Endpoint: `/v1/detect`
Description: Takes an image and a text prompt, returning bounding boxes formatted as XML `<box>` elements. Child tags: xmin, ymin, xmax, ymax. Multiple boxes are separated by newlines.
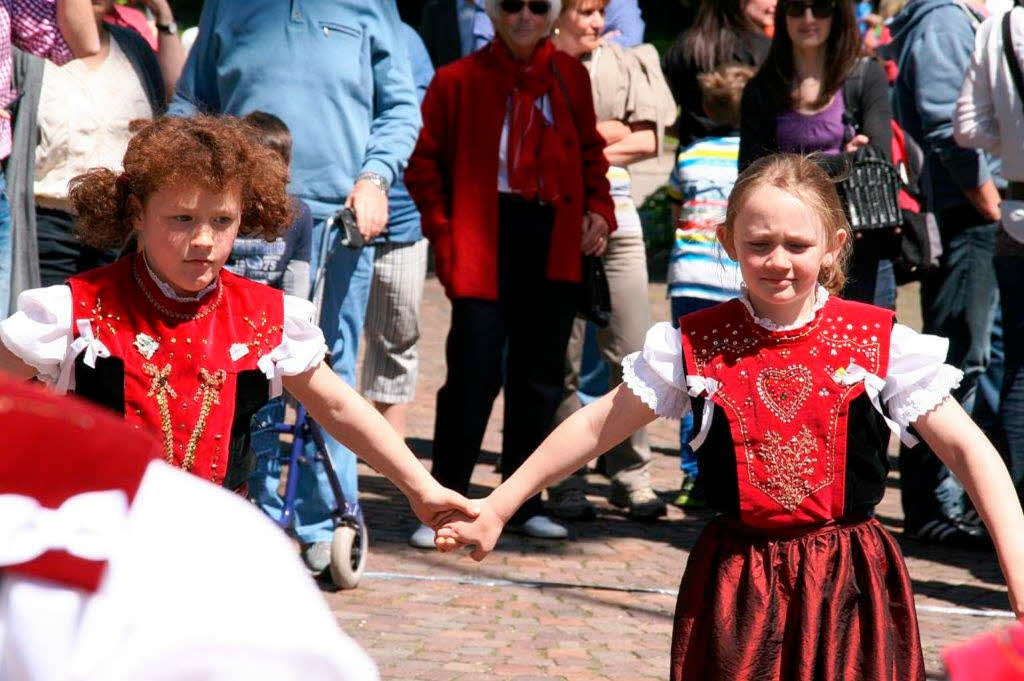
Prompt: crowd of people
<box><xmin>2</xmin><ymin>0</ymin><xmax>1024</xmax><ymax>679</ymax></box>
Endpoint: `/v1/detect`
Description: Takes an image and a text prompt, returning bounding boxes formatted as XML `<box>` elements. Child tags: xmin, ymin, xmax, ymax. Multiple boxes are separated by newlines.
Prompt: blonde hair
<box><xmin>698</xmin><ymin>63</ymin><xmax>755</xmax><ymax>128</ymax></box>
<box><xmin>559</xmin><ymin>0</ymin><xmax>609</xmax><ymax>13</ymax></box>
<box><xmin>878</xmin><ymin>0</ymin><xmax>908</xmax><ymax>20</ymax></box>
<box><xmin>485</xmin><ymin>0</ymin><xmax>563</xmax><ymax>30</ymax></box>
<box><xmin>722</xmin><ymin>154</ymin><xmax>852</xmax><ymax>294</ymax></box>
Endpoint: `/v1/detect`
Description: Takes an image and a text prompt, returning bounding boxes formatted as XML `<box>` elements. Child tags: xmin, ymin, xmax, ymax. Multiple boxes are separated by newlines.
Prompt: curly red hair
<box><xmin>69</xmin><ymin>116</ymin><xmax>293</xmax><ymax>250</ymax></box>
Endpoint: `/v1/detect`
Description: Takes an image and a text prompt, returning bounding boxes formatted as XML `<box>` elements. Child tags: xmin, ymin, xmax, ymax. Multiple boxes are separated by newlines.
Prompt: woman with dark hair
<box><xmin>739</xmin><ymin>0</ymin><xmax>895</xmax><ymax>308</ymax></box>
<box><xmin>661</xmin><ymin>0</ymin><xmax>775</xmax><ymax>146</ymax></box>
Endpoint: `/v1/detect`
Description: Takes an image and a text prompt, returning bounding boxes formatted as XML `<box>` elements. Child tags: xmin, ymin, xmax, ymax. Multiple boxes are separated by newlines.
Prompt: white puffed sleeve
<box><xmin>621</xmin><ymin>322</ymin><xmax>692</xmax><ymax>419</ymax></box>
<box><xmin>881</xmin><ymin>323</ymin><xmax>964</xmax><ymax>429</ymax></box>
<box><xmin>0</xmin><ymin>286</ymin><xmax>74</xmax><ymax>383</ymax></box>
<box><xmin>256</xmin><ymin>295</ymin><xmax>328</xmax><ymax>398</ymax></box>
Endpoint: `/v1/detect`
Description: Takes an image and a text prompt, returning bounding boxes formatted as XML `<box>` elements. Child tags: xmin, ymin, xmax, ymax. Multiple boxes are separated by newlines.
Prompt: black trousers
<box><xmin>431</xmin><ymin>194</ymin><xmax>578</xmax><ymax>522</ymax></box>
<box><xmin>37</xmin><ymin>206</ymin><xmax>117</xmax><ymax>286</ymax></box>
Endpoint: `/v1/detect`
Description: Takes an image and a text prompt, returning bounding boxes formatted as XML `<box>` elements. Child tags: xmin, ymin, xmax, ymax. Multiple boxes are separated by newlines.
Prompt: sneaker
<box><xmin>300</xmin><ymin>540</ymin><xmax>332</xmax><ymax>574</ymax></box>
<box><xmin>408</xmin><ymin>523</ymin><xmax>436</xmax><ymax>549</ymax></box>
<box><xmin>547</xmin><ymin>487</ymin><xmax>597</xmax><ymax>521</ymax></box>
<box><xmin>906</xmin><ymin>516</ymin><xmax>993</xmax><ymax>551</ymax></box>
<box><xmin>512</xmin><ymin>514</ymin><xmax>569</xmax><ymax>539</ymax></box>
<box><xmin>609</xmin><ymin>483</ymin><xmax>667</xmax><ymax>521</ymax></box>
<box><xmin>673</xmin><ymin>474</ymin><xmax>707</xmax><ymax>509</ymax></box>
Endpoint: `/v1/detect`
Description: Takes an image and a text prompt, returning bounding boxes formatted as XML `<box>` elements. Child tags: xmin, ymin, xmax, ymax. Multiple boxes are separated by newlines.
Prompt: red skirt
<box><xmin>671</xmin><ymin>517</ymin><xmax>924</xmax><ymax>681</ymax></box>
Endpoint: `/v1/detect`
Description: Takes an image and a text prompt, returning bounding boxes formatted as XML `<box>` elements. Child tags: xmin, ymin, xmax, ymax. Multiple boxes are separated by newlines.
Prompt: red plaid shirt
<box><xmin>0</xmin><ymin>0</ymin><xmax>73</xmax><ymax>158</ymax></box>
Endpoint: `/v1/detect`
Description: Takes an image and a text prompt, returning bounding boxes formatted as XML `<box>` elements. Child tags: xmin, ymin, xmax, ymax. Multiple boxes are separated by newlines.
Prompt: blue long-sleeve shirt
<box><xmin>383</xmin><ymin>23</ymin><xmax>434</xmax><ymax>243</ymax></box>
<box><xmin>168</xmin><ymin>0</ymin><xmax>421</xmax><ymax>221</ymax></box>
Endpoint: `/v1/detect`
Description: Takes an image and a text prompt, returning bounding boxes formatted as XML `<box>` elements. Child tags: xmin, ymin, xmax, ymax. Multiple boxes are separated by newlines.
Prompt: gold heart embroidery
<box><xmin>756</xmin><ymin>365</ymin><xmax>812</xmax><ymax>423</ymax></box>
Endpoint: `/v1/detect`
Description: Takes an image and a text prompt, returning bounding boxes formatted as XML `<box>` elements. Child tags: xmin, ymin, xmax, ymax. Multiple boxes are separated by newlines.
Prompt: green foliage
<box><xmin>638</xmin><ymin>185</ymin><xmax>674</xmax><ymax>283</ymax></box>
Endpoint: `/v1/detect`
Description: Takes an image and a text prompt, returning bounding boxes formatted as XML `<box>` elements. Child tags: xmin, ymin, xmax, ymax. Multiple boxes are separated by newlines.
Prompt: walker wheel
<box><xmin>329</xmin><ymin>519</ymin><xmax>368</xmax><ymax>590</ymax></box>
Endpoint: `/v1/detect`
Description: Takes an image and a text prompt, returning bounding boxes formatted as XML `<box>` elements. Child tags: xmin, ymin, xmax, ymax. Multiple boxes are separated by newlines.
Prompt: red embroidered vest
<box><xmin>0</xmin><ymin>376</ymin><xmax>158</xmax><ymax>592</ymax></box>
<box><xmin>679</xmin><ymin>296</ymin><xmax>895</xmax><ymax>530</ymax></box>
<box><xmin>67</xmin><ymin>255</ymin><xmax>284</xmax><ymax>487</ymax></box>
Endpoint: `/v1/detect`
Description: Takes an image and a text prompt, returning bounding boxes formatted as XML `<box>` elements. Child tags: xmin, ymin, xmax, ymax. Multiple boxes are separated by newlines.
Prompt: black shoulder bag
<box><xmin>552</xmin><ymin>63</ymin><xmax>612</xmax><ymax>328</ymax></box>
<box><xmin>835</xmin><ymin>58</ymin><xmax>940</xmax><ymax>283</ymax></box>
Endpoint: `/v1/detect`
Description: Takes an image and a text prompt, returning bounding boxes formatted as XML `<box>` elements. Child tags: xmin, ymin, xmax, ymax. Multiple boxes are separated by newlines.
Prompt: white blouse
<box><xmin>0</xmin><ymin>285</ymin><xmax>327</xmax><ymax>398</ymax></box>
<box><xmin>623</xmin><ymin>288</ymin><xmax>963</xmax><ymax>443</ymax></box>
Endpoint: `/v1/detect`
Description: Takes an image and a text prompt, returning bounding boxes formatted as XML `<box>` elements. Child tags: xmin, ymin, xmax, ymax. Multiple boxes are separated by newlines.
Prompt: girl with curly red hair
<box><xmin>0</xmin><ymin>115</ymin><xmax>477</xmax><ymax>537</ymax></box>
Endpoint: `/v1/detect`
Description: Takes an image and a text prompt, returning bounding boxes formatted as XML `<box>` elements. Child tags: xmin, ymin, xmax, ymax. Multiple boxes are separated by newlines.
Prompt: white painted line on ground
<box><xmin>363</xmin><ymin>571</ymin><xmax>1016</xmax><ymax>619</ymax></box>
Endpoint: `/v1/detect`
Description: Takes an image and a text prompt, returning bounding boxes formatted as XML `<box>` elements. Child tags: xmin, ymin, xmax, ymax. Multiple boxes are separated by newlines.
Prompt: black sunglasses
<box><xmin>783</xmin><ymin>0</ymin><xmax>836</xmax><ymax>19</ymax></box>
<box><xmin>498</xmin><ymin>0</ymin><xmax>552</xmax><ymax>16</ymax></box>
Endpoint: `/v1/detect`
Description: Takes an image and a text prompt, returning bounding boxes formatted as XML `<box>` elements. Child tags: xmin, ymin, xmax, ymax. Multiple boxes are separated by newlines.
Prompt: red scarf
<box><xmin>484</xmin><ymin>39</ymin><xmax>568</xmax><ymax>203</ymax></box>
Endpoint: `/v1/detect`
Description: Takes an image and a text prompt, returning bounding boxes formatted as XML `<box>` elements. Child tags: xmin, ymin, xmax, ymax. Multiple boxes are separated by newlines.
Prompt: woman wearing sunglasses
<box><xmin>739</xmin><ymin>0</ymin><xmax>897</xmax><ymax>309</ymax></box>
<box><xmin>662</xmin><ymin>0</ymin><xmax>775</xmax><ymax>148</ymax></box>
<box><xmin>405</xmin><ymin>0</ymin><xmax>616</xmax><ymax>546</ymax></box>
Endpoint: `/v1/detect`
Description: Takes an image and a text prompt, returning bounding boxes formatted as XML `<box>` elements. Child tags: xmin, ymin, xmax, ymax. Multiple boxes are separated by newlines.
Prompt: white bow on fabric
<box><xmin>257</xmin><ymin>349</ymin><xmax>286</xmax><ymax>399</ymax></box>
<box><xmin>0</xmin><ymin>491</ymin><xmax>129</xmax><ymax>566</ymax></box>
<box><xmin>56</xmin><ymin>319</ymin><xmax>111</xmax><ymax>394</ymax></box>
<box><xmin>834</xmin><ymin>362</ymin><xmax>918</xmax><ymax>447</ymax></box>
<box><xmin>686</xmin><ymin>375</ymin><xmax>721</xmax><ymax>451</ymax></box>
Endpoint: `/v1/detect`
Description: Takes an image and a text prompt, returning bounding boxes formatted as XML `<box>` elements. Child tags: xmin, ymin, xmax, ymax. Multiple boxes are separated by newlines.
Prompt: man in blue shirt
<box><xmin>169</xmin><ymin>0</ymin><xmax>420</xmax><ymax>573</ymax></box>
<box><xmin>420</xmin><ymin>0</ymin><xmax>643</xmax><ymax>68</ymax></box>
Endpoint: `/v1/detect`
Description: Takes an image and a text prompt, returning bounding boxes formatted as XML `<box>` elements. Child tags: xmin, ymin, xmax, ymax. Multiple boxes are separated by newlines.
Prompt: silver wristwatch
<box><xmin>156</xmin><ymin>20</ymin><xmax>178</xmax><ymax>35</ymax></box>
<box><xmin>356</xmin><ymin>171</ymin><xmax>390</xmax><ymax>194</ymax></box>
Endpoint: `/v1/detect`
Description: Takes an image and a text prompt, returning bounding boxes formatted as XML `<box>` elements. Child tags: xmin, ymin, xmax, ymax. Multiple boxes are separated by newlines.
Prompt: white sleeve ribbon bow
<box><xmin>834</xmin><ymin>362</ymin><xmax>918</xmax><ymax>447</ymax></box>
<box><xmin>56</xmin><ymin>319</ymin><xmax>111</xmax><ymax>394</ymax></box>
<box><xmin>685</xmin><ymin>375</ymin><xmax>721</xmax><ymax>451</ymax></box>
<box><xmin>257</xmin><ymin>348</ymin><xmax>287</xmax><ymax>399</ymax></box>
<box><xmin>0</xmin><ymin>491</ymin><xmax>129</xmax><ymax>566</ymax></box>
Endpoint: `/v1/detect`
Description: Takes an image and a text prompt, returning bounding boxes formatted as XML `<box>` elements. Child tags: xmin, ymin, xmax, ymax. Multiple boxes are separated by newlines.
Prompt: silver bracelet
<box><xmin>356</xmin><ymin>171</ymin><xmax>390</xmax><ymax>194</ymax></box>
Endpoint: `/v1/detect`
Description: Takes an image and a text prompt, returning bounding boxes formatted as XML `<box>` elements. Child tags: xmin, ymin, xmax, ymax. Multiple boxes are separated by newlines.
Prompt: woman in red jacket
<box><xmin>405</xmin><ymin>0</ymin><xmax>616</xmax><ymax>547</ymax></box>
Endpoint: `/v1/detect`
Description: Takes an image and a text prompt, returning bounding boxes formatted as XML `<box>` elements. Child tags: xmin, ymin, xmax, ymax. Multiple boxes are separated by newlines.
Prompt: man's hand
<box><xmin>346</xmin><ymin>179</ymin><xmax>389</xmax><ymax>241</ymax></box>
<box><xmin>964</xmin><ymin>180</ymin><xmax>1002</xmax><ymax>224</ymax></box>
<box><xmin>580</xmin><ymin>211</ymin><xmax>610</xmax><ymax>256</ymax></box>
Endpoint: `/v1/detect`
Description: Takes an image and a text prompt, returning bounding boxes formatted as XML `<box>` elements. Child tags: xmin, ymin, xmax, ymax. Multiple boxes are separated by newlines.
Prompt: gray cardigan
<box><xmin>6</xmin><ymin>24</ymin><xmax>164</xmax><ymax>310</ymax></box>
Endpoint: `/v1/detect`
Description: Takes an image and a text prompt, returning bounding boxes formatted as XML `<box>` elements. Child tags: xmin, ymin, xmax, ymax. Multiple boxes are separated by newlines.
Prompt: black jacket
<box><xmin>738</xmin><ymin>57</ymin><xmax>893</xmax><ymax>172</ymax></box>
<box><xmin>419</xmin><ymin>0</ymin><xmax>461</xmax><ymax>69</ymax></box>
<box><xmin>661</xmin><ymin>29</ymin><xmax>770</xmax><ymax>147</ymax></box>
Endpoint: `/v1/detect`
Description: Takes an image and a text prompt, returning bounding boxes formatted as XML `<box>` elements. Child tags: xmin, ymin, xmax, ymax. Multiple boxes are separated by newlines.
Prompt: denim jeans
<box><xmin>250</xmin><ymin>217</ymin><xmax>375</xmax><ymax>543</ymax></box>
<box><xmin>842</xmin><ymin>256</ymin><xmax>897</xmax><ymax>310</ymax></box>
<box><xmin>671</xmin><ymin>295</ymin><xmax>720</xmax><ymax>478</ymax></box>
<box><xmin>899</xmin><ymin>213</ymin><xmax>999</xmax><ymax>528</ymax></box>
<box><xmin>995</xmin><ymin>229</ymin><xmax>1024</xmax><ymax>501</ymax></box>
<box><xmin>0</xmin><ymin>175</ymin><xmax>11</xmax><ymax>319</ymax></box>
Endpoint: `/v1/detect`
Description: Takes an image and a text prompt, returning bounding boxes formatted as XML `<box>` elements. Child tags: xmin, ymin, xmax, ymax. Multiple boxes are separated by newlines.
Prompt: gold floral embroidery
<box><xmin>88</xmin><ymin>297</ymin><xmax>119</xmax><ymax>337</ymax></box>
<box><xmin>142</xmin><ymin>364</ymin><xmax>227</xmax><ymax>473</ymax></box>
<box><xmin>183</xmin><ymin>369</ymin><xmax>227</xmax><ymax>472</ymax></box>
<box><xmin>756</xmin><ymin>365</ymin><xmax>812</xmax><ymax>422</ymax></box>
<box><xmin>756</xmin><ymin>426</ymin><xmax>819</xmax><ymax>511</ymax></box>
<box><xmin>143</xmin><ymin>363</ymin><xmax>177</xmax><ymax>462</ymax></box>
<box><xmin>243</xmin><ymin>314</ymin><xmax>282</xmax><ymax>355</ymax></box>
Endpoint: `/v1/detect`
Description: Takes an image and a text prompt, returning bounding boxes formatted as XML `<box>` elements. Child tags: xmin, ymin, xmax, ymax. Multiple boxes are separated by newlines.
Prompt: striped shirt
<box><xmin>666</xmin><ymin>136</ymin><xmax>742</xmax><ymax>302</ymax></box>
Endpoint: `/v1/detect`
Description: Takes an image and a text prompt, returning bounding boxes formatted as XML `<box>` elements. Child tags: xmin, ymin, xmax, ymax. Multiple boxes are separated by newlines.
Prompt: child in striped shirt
<box><xmin>666</xmin><ymin>63</ymin><xmax>753</xmax><ymax>507</ymax></box>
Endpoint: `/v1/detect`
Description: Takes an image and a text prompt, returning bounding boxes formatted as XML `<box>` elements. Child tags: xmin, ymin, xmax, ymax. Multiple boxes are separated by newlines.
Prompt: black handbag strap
<box><xmin>1003</xmin><ymin>9</ymin><xmax>1024</xmax><ymax>107</ymax></box>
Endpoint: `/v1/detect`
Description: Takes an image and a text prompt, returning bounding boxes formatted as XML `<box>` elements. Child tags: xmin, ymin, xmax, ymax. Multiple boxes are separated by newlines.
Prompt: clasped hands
<box><xmin>432</xmin><ymin>498</ymin><xmax>506</xmax><ymax>562</ymax></box>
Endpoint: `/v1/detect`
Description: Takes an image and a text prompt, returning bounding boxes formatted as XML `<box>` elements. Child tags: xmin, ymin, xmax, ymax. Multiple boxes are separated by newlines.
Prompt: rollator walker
<box><xmin>250</xmin><ymin>206</ymin><xmax>370</xmax><ymax>589</ymax></box>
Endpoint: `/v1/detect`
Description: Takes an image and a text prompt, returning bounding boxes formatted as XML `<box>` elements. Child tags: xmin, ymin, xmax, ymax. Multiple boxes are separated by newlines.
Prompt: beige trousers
<box><xmin>550</xmin><ymin>233</ymin><xmax>653</xmax><ymax>494</ymax></box>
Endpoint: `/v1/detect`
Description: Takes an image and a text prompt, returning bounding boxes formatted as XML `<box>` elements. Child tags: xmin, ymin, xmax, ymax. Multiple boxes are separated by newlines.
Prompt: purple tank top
<box><xmin>775</xmin><ymin>94</ymin><xmax>846</xmax><ymax>156</ymax></box>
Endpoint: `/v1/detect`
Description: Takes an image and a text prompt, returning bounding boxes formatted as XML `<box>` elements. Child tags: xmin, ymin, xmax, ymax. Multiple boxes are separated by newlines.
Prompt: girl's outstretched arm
<box><xmin>915</xmin><ymin>397</ymin><xmax>1024</xmax><ymax>617</ymax></box>
<box><xmin>437</xmin><ymin>383</ymin><xmax>658</xmax><ymax>560</ymax></box>
<box><xmin>284</xmin><ymin>362</ymin><xmax>479</xmax><ymax>528</ymax></box>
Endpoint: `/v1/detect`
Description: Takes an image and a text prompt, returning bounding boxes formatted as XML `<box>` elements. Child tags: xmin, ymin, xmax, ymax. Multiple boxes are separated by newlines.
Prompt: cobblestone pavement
<box><xmin>326</xmin><ymin>276</ymin><xmax>1014</xmax><ymax>681</ymax></box>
